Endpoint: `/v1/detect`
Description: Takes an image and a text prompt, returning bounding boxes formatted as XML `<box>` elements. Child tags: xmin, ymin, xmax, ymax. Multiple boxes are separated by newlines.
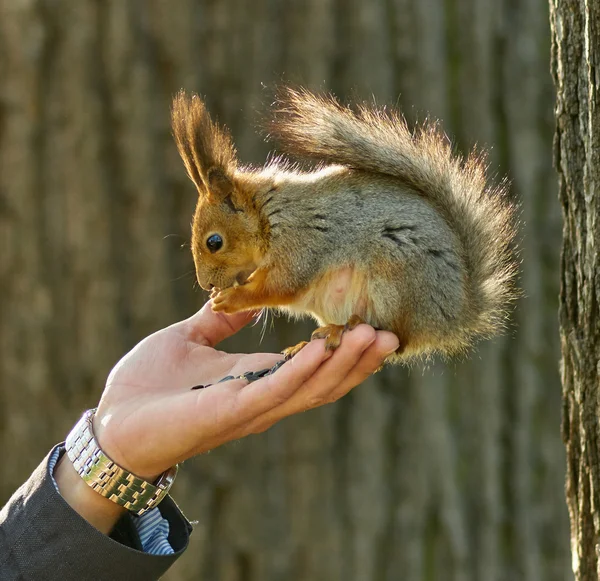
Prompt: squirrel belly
<box><xmin>282</xmin><ymin>265</ymin><xmax>374</xmax><ymax>327</ymax></box>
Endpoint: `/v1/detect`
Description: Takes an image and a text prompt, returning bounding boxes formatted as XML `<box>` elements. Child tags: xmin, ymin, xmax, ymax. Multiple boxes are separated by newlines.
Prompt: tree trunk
<box><xmin>0</xmin><ymin>1</ymin><xmax>569</xmax><ymax>580</ymax></box>
<box><xmin>550</xmin><ymin>1</ymin><xmax>600</xmax><ymax>579</ymax></box>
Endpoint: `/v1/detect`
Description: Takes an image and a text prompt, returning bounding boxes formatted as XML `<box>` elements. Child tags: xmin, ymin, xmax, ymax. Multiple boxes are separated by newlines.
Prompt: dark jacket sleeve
<box><xmin>0</xmin><ymin>445</ymin><xmax>192</xmax><ymax>581</ymax></box>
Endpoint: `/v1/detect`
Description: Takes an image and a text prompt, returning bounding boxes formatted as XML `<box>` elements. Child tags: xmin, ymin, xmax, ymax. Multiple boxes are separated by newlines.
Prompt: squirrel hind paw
<box><xmin>283</xmin><ymin>316</ymin><xmax>366</xmax><ymax>359</ymax></box>
<box><xmin>281</xmin><ymin>326</ymin><xmax>343</xmax><ymax>359</ymax></box>
<box><xmin>311</xmin><ymin>315</ymin><xmax>365</xmax><ymax>351</ymax></box>
<box><xmin>311</xmin><ymin>324</ymin><xmax>345</xmax><ymax>351</ymax></box>
<box><xmin>282</xmin><ymin>341</ymin><xmax>309</xmax><ymax>360</ymax></box>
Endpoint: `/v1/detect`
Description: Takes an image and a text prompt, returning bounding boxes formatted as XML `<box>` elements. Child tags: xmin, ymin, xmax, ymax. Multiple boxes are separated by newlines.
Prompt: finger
<box><xmin>197</xmin><ymin>351</ymin><xmax>283</xmax><ymax>385</ymax></box>
<box><xmin>326</xmin><ymin>330</ymin><xmax>399</xmax><ymax>401</ymax></box>
<box><xmin>181</xmin><ymin>301</ymin><xmax>259</xmax><ymax>346</ymax></box>
<box><xmin>178</xmin><ymin>341</ymin><xmax>330</xmax><ymax>450</ymax></box>
<box><xmin>233</xmin><ymin>339</ymin><xmax>332</xmax><ymax>418</ymax></box>
<box><xmin>295</xmin><ymin>324</ymin><xmax>377</xmax><ymax>406</ymax></box>
<box><xmin>243</xmin><ymin>325</ymin><xmax>378</xmax><ymax>431</ymax></box>
<box><xmin>227</xmin><ymin>353</ymin><xmax>284</xmax><ymax>376</ymax></box>
<box><xmin>170</xmin><ymin>377</ymin><xmax>252</xmax><ymax>458</ymax></box>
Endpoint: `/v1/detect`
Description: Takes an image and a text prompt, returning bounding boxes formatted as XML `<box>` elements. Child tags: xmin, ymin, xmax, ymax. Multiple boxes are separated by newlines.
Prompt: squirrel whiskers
<box><xmin>171</xmin><ymin>88</ymin><xmax>518</xmax><ymax>363</ymax></box>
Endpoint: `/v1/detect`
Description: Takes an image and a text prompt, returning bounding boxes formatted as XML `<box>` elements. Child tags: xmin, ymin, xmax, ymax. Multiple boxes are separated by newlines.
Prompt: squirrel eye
<box><xmin>206</xmin><ymin>234</ymin><xmax>223</xmax><ymax>253</ymax></box>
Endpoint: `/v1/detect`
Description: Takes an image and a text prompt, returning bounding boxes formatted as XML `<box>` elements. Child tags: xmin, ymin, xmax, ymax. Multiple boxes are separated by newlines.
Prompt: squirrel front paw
<box><xmin>211</xmin><ymin>286</ymin><xmax>243</xmax><ymax>314</ymax></box>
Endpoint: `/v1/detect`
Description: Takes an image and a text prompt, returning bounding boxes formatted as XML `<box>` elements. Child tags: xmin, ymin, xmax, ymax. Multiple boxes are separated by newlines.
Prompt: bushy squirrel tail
<box><xmin>268</xmin><ymin>87</ymin><xmax>519</xmax><ymax>339</ymax></box>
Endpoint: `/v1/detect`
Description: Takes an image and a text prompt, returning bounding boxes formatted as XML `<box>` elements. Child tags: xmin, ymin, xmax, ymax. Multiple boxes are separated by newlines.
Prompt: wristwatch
<box><xmin>65</xmin><ymin>409</ymin><xmax>178</xmax><ymax>516</ymax></box>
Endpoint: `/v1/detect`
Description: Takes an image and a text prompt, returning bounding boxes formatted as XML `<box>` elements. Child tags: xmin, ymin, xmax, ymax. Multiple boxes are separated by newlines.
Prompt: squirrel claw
<box><xmin>310</xmin><ymin>314</ymin><xmax>366</xmax><ymax>351</ymax></box>
<box><xmin>281</xmin><ymin>315</ymin><xmax>366</xmax><ymax>359</ymax></box>
<box><xmin>282</xmin><ymin>341</ymin><xmax>309</xmax><ymax>360</ymax></box>
<box><xmin>311</xmin><ymin>324</ymin><xmax>344</xmax><ymax>350</ymax></box>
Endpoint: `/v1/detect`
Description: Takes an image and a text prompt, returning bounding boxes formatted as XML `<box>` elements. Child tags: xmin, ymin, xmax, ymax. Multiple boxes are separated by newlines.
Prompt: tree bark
<box><xmin>0</xmin><ymin>1</ymin><xmax>569</xmax><ymax>579</ymax></box>
<box><xmin>550</xmin><ymin>1</ymin><xmax>600</xmax><ymax>579</ymax></box>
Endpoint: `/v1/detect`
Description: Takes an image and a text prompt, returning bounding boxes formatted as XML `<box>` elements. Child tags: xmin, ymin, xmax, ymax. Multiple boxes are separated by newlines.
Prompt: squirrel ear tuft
<box><xmin>171</xmin><ymin>90</ymin><xmax>238</xmax><ymax>198</ymax></box>
<box><xmin>206</xmin><ymin>167</ymin><xmax>234</xmax><ymax>201</ymax></box>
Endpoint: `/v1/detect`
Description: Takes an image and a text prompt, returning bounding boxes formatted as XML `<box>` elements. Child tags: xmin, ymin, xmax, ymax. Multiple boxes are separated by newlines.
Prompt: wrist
<box><xmin>92</xmin><ymin>411</ymin><xmax>161</xmax><ymax>483</ymax></box>
<box><xmin>54</xmin><ymin>453</ymin><xmax>126</xmax><ymax>534</ymax></box>
<box><xmin>65</xmin><ymin>409</ymin><xmax>178</xmax><ymax>517</ymax></box>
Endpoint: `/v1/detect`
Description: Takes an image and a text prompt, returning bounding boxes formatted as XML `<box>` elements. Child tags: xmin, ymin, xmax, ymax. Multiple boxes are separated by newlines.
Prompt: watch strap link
<box><xmin>65</xmin><ymin>409</ymin><xmax>177</xmax><ymax>516</ymax></box>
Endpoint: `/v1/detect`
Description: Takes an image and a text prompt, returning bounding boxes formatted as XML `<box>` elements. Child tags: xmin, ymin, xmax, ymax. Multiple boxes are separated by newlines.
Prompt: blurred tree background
<box><xmin>0</xmin><ymin>0</ymin><xmax>568</xmax><ymax>580</ymax></box>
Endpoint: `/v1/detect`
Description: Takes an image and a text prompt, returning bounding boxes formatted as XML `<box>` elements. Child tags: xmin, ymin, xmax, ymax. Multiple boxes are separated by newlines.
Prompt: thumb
<box><xmin>182</xmin><ymin>301</ymin><xmax>259</xmax><ymax>346</ymax></box>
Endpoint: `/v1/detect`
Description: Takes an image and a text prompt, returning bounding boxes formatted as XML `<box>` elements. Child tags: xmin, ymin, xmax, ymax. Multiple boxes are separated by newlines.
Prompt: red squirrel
<box><xmin>171</xmin><ymin>88</ymin><xmax>518</xmax><ymax>362</ymax></box>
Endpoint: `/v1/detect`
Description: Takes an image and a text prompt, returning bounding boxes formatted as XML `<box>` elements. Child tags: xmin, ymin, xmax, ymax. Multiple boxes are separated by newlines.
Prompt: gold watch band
<box><xmin>65</xmin><ymin>409</ymin><xmax>177</xmax><ymax>516</ymax></box>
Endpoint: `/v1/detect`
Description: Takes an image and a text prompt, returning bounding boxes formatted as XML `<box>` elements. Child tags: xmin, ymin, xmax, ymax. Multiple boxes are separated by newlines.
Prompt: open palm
<box><xmin>93</xmin><ymin>303</ymin><xmax>399</xmax><ymax>481</ymax></box>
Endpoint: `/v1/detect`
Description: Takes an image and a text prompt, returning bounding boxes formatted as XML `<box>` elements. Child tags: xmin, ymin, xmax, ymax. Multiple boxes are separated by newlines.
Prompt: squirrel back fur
<box><xmin>171</xmin><ymin>88</ymin><xmax>518</xmax><ymax>361</ymax></box>
<box><xmin>268</xmin><ymin>89</ymin><xmax>518</xmax><ymax>344</ymax></box>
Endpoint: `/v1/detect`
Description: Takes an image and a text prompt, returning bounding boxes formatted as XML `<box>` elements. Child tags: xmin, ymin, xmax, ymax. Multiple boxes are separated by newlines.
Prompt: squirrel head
<box><xmin>190</xmin><ymin>172</ymin><xmax>270</xmax><ymax>290</ymax></box>
<box><xmin>172</xmin><ymin>91</ymin><xmax>269</xmax><ymax>291</ymax></box>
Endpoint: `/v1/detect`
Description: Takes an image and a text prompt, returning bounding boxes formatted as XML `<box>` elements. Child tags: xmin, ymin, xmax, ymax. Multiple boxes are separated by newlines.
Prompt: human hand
<box><xmin>56</xmin><ymin>303</ymin><xmax>398</xmax><ymax>532</ymax></box>
<box><xmin>93</xmin><ymin>302</ymin><xmax>398</xmax><ymax>479</ymax></box>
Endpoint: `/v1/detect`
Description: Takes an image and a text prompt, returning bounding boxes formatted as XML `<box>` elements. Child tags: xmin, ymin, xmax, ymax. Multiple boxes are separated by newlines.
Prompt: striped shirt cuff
<box><xmin>48</xmin><ymin>446</ymin><xmax>174</xmax><ymax>556</ymax></box>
